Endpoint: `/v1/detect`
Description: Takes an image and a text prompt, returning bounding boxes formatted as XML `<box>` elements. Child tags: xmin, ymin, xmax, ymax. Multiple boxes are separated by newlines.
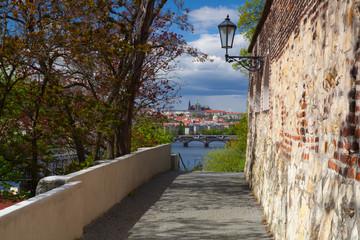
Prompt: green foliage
<box><xmin>131</xmin><ymin>117</ymin><xmax>173</xmax><ymax>152</ymax></box>
<box><xmin>237</xmin><ymin>0</ymin><xmax>265</xmax><ymax>42</ymax></box>
<box><xmin>173</xmin><ymin>123</ymin><xmax>185</xmax><ymax>135</ymax></box>
<box><xmin>199</xmin><ymin>124</ymin><xmax>240</xmax><ymax>135</ymax></box>
<box><xmin>232</xmin><ymin>48</ymin><xmax>251</xmax><ymax>76</ymax></box>
<box><xmin>203</xmin><ymin>146</ymin><xmax>246</xmax><ymax>172</ymax></box>
<box><xmin>233</xmin><ymin>0</ymin><xmax>265</xmax><ymax>74</ymax></box>
<box><xmin>0</xmin><ymin>171</ymin><xmax>31</xmax><ymax>201</ymax></box>
<box><xmin>0</xmin><ymin>0</ymin><xmax>206</xmax><ymax>196</ymax></box>
<box><xmin>128</xmin><ymin>191</ymin><xmax>136</xmax><ymax>197</ymax></box>
<box><xmin>200</xmin><ymin>128</ymin><xmax>221</xmax><ymax>135</ymax></box>
<box><xmin>64</xmin><ymin>160</ymin><xmax>93</xmax><ymax>175</ymax></box>
<box><xmin>203</xmin><ymin>115</ymin><xmax>248</xmax><ymax>172</ymax></box>
<box><xmin>0</xmin><ymin>184</ymin><xmax>30</xmax><ymax>202</ymax></box>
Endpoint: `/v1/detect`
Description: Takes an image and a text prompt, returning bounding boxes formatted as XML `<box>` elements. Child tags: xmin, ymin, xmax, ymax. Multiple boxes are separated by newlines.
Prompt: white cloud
<box><xmin>169</xmin><ymin>5</ymin><xmax>251</xmax><ymax>112</ymax></box>
<box><xmin>172</xmin><ymin>33</ymin><xmax>249</xmax><ymax>88</ymax></box>
<box><xmin>189</xmin><ymin>6</ymin><xmax>238</xmax><ymax>34</ymax></box>
<box><xmin>187</xmin><ymin>32</ymin><xmax>247</xmax><ymax>62</ymax></box>
<box><xmin>173</xmin><ymin>95</ymin><xmax>248</xmax><ymax>113</ymax></box>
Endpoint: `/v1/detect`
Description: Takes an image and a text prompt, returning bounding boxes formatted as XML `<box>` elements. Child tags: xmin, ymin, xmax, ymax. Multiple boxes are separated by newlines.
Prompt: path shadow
<box><xmin>127</xmin><ymin>172</ymin><xmax>270</xmax><ymax>240</ymax></box>
<box><xmin>81</xmin><ymin>171</ymin><xmax>189</xmax><ymax>240</ymax></box>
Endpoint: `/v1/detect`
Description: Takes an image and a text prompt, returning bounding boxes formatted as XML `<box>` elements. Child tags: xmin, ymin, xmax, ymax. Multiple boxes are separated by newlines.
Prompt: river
<box><xmin>171</xmin><ymin>141</ymin><xmax>226</xmax><ymax>171</ymax></box>
<box><xmin>0</xmin><ymin>142</ymin><xmax>226</xmax><ymax>191</ymax></box>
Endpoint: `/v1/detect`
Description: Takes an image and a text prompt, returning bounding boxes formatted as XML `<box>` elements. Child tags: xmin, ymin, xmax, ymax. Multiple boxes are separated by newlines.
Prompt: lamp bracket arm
<box><xmin>225</xmin><ymin>55</ymin><xmax>264</xmax><ymax>73</ymax></box>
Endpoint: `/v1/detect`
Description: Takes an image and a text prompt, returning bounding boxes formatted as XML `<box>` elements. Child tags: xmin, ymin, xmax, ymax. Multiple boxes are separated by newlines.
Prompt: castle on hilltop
<box><xmin>188</xmin><ymin>100</ymin><xmax>211</xmax><ymax>111</ymax></box>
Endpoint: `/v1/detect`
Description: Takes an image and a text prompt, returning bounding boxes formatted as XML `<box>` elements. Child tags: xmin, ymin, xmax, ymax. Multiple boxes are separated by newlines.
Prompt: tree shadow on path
<box><xmin>81</xmin><ymin>171</ymin><xmax>188</xmax><ymax>240</ymax></box>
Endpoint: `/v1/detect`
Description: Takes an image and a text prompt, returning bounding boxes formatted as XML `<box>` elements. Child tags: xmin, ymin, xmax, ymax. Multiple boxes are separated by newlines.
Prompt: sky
<box><xmin>165</xmin><ymin>0</ymin><xmax>250</xmax><ymax>113</ymax></box>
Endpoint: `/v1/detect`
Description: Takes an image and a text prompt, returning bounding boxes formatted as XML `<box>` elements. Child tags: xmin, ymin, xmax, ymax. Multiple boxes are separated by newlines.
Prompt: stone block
<box><xmin>307</xmin><ymin>179</ymin><xmax>315</xmax><ymax>194</ymax></box>
<box><xmin>36</xmin><ymin>176</ymin><xmax>68</xmax><ymax>195</ymax></box>
<box><xmin>331</xmin><ymin>212</ymin><xmax>339</xmax><ymax>237</ymax></box>
<box><xmin>344</xmin><ymin>28</ymin><xmax>353</xmax><ymax>52</ymax></box>
<box><xmin>351</xmin><ymin>222</ymin><xmax>359</xmax><ymax>240</ymax></box>
<box><xmin>330</xmin><ymin>13</ymin><xmax>336</xmax><ymax>26</ymax></box>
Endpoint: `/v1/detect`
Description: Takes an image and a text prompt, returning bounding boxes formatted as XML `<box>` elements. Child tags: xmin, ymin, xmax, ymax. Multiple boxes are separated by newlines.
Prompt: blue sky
<box><xmin>166</xmin><ymin>0</ymin><xmax>249</xmax><ymax>112</ymax></box>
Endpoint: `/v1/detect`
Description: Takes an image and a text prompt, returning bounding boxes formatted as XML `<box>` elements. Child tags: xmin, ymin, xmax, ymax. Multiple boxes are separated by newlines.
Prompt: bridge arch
<box><xmin>175</xmin><ymin>135</ymin><xmax>232</xmax><ymax>148</ymax></box>
<box><xmin>204</xmin><ymin>140</ymin><xmax>228</xmax><ymax>148</ymax></box>
<box><xmin>183</xmin><ymin>140</ymin><xmax>207</xmax><ymax>147</ymax></box>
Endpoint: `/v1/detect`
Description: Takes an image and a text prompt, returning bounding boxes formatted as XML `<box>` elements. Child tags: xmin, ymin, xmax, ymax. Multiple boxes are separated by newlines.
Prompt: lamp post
<box><xmin>218</xmin><ymin>15</ymin><xmax>263</xmax><ymax>72</ymax></box>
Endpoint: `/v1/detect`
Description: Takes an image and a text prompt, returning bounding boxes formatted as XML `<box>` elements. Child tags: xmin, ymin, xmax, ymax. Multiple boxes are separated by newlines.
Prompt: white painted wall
<box><xmin>0</xmin><ymin>144</ymin><xmax>171</xmax><ymax>240</ymax></box>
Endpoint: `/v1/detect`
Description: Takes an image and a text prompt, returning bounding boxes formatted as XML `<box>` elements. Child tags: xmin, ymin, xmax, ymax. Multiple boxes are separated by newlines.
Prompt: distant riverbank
<box><xmin>171</xmin><ymin>141</ymin><xmax>226</xmax><ymax>170</ymax></box>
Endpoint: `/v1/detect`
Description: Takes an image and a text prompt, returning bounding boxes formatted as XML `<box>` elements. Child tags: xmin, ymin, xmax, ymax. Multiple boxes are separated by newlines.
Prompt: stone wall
<box><xmin>246</xmin><ymin>0</ymin><xmax>360</xmax><ymax>239</ymax></box>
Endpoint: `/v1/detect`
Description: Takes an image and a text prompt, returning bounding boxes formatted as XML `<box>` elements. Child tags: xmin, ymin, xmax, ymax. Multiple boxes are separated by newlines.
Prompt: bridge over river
<box><xmin>174</xmin><ymin>135</ymin><xmax>234</xmax><ymax>147</ymax></box>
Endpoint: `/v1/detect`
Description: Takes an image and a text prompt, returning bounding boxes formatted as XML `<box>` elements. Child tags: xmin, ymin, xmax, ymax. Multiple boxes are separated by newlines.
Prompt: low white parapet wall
<box><xmin>0</xmin><ymin>144</ymin><xmax>171</xmax><ymax>240</ymax></box>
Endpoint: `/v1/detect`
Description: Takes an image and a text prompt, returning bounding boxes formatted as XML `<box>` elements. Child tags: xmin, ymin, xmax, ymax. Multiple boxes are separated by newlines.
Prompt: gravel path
<box><xmin>81</xmin><ymin>171</ymin><xmax>271</xmax><ymax>240</ymax></box>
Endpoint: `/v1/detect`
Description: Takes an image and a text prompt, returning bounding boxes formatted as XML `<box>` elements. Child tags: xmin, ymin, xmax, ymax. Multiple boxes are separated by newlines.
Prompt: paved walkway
<box><xmin>81</xmin><ymin>171</ymin><xmax>271</xmax><ymax>240</ymax></box>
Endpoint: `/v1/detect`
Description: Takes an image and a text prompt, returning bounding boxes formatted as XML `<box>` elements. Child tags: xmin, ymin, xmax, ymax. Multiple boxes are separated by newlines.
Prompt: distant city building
<box><xmin>162</xmin><ymin>100</ymin><xmax>244</xmax><ymax>135</ymax></box>
<box><xmin>162</xmin><ymin>110</ymin><xmax>190</xmax><ymax>117</ymax></box>
<box><xmin>203</xmin><ymin>110</ymin><xmax>226</xmax><ymax>116</ymax></box>
<box><xmin>188</xmin><ymin>100</ymin><xmax>210</xmax><ymax>111</ymax></box>
<box><xmin>223</xmin><ymin>112</ymin><xmax>246</xmax><ymax>120</ymax></box>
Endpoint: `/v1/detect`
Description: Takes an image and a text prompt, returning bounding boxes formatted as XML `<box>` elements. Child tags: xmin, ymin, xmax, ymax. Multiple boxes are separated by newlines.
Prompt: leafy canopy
<box><xmin>237</xmin><ymin>0</ymin><xmax>265</xmax><ymax>42</ymax></box>
<box><xmin>131</xmin><ymin>116</ymin><xmax>173</xmax><ymax>152</ymax></box>
<box><xmin>233</xmin><ymin>0</ymin><xmax>265</xmax><ymax>73</ymax></box>
<box><xmin>0</xmin><ymin>0</ymin><xmax>210</xmax><ymax>196</ymax></box>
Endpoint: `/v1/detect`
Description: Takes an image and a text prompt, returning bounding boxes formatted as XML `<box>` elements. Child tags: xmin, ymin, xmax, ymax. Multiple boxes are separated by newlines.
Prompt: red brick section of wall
<box><xmin>250</xmin><ymin>0</ymin><xmax>324</xmax><ymax>62</ymax></box>
<box><xmin>251</xmin><ymin>0</ymin><xmax>326</xmax><ymax>163</ymax></box>
<box><xmin>329</xmin><ymin>87</ymin><xmax>358</xmax><ymax>180</ymax></box>
<box><xmin>326</xmin><ymin>5</ymin><xmax>360</xmax><ymax>181</ymax></box>
<box><xmin>251</xmin><ymin>0</ymin><xmax>360</xmax><ymax>170</ymax></box>
<box><xmin>353</xmin><ymin>29</ymin><xmax>360</xmax><ymax>181</ymax></box>
<box><xmin>251</xmin><ymin>0</ymin><xmax>360</xmax><ymax>181</ymax></box>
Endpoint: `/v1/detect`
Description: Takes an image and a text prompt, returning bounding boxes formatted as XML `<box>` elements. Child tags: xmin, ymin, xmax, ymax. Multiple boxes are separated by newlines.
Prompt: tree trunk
<box><xmin>92</xmin><ymin>130</ymin><xmax>103</xmax><ymax>160</ymax></box>
<box><xmin>72</xmin><ymin>131</ymin><xmax>86</xmax><ymax>163</ymax></box>
<box><xmin>116</xmin><ymin>117</ymin><xmax>131</xmax><ymax>157</ymax></box>
<box><xmin>29</xmin><ymin>134</ymin><xmax>39</xmax><ymax>197</ymax></box>
<box><xmin>106</xmin><ymin>134</ymin><xmax>115</xmax><ymax>159</ymax></box>
<box><xmin>115</xmin><ymin>0</ymin><xmax>157</xmax><ymax>156</ymax></box>
<box><xmin>64</xmin><ymin>105</ymin><xmax>87</xmax><ymax>163</ymax></box>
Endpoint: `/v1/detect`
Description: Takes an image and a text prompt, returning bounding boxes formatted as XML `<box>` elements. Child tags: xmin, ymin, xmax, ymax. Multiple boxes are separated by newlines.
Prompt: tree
<box><xmin>0</xmin><ymin>0</ymin><xmax>210</xmax><ymax>196</ymax></box>
<box><xmin>131</xmin><ymin>114</ymin><xmax>173</xmax><ymax>152</ymax></box>
<box><xmin>65</xmin><ymin>0</ymin><xmax>208</xmax><ymax>158</ymax></box>
<box><xmin>237</xmin><ymin>0</ymin><xmax>265</xmax><ymax>42</ymax></box>
<box><xmin>110</xmin><ymin>0</ymin><xmax>208</xmax><ymax>157</ymax></box>
<box><xmin>0</xmin><ymin>75</ymin><xmax>29</xmax><ymax>194</ymax></box>
<box><xmin>174</xmin><ymin>123</ymin><xmax>185</xmax><ymax>135</ymax></box>
<box><xmin>233</xmin><ymin>0</ymin><xmax>265</xmax><ymax>73</ymax></box>
<box><xmin>0</xmin><ymin>0</ymin><xmax>71</xmax><ymax>195</ymax></box>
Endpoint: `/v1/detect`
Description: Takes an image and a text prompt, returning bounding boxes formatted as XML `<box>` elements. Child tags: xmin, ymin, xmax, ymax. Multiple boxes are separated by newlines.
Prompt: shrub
<box><xmin>203</xmin><ymin>144</ymin><xmax>246</xmax><ymax>172</ymax></box>
<box><xmin>203</xmin><ymin>115</ymin><xmax>247</xmax><ymax>172</ymax></box>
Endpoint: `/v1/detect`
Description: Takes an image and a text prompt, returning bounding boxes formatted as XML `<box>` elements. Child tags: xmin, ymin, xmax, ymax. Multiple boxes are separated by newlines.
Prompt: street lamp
<box><xmin>218</xmin><ymin>15</ymin><xmax>263</xmax><ymax>72</ymax></box>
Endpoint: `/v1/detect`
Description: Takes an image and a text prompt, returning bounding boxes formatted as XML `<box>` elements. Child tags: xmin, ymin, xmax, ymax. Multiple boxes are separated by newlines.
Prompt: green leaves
<box><xmin>234</xmin><ymin>0</ymin><xmax>264</xmax><ymax>73</ymax></box>
<box><xmin>131</xmin><ymin>116</ymin><xmax>173</xmax><ymax>152</ymax></box>
<box><xmin>0</xmin><ymin>0</ymin><xmax>208</xmax><ymax>195</ymax></box>
<box><xmin>203</xmin><ymin>146</ymin><xmax>246</xmax><ymax>172</ymax></box>
<box><xmin>203</xmin><ymin>115</ymin><xmax>248</xmax><ymax>172</ymax></box>
<box><xmin>237</xmin><ymin>0</ymin><xmax>265</xmax><ymax>42</ymax></box>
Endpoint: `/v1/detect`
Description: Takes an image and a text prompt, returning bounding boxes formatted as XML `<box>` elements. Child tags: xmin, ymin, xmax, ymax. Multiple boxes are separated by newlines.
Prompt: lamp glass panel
<box><xmin>219</xmin><ymin>27</ymin><xmax>227</xmax><ymax>48</ymax></box>
<box><xmin>227</xmin><ymin>27</ymin><xmax>236</xmax><ymax>48</ymax></box>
